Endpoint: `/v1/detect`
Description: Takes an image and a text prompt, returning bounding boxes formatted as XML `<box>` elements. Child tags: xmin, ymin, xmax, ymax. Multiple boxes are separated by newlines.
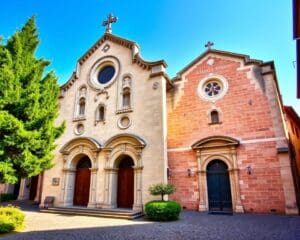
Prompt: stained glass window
<box><xmin>204</xmin><ymin>81</ymin><xmax>222</xmax><ymax>97</ymax></box>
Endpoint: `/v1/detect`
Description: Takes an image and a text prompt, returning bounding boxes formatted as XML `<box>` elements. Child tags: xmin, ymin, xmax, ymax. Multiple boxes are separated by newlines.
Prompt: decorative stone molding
<box><xmin>192</xmin><ymin>135</ymin><xmax>244</xmax><ymax>213</ymax></box>
<box><xmin>101</xmin><ymin>133</ymin><xmax>146</xmax><ymax>211</ymax></box>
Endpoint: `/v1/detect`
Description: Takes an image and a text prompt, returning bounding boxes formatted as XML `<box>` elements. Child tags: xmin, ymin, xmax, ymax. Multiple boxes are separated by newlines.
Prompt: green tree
<box><xmin>0</xmin><ymin>16</ymin><xmax>64</xmax><ymax>183</ymax></box>
<box><xmin>149</xmin><ymin>183</ymin><xmax>176</xmax><ymax>201</ymax></box>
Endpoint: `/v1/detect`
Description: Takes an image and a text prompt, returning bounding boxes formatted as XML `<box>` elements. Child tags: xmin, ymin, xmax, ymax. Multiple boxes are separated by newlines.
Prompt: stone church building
<box><xmin>1</xmin><ymin>18</ymin><xmax>298</xmax><ymax>215</ymax></box>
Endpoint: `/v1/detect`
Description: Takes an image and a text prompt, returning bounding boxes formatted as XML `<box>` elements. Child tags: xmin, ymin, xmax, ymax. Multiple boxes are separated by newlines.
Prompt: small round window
<box><xmin>97</xmin><ymin>66</ymin><xmax>115</xmax><ymax>84</ymax></box>
<box><xmin>197</xmin><ymin>75</ymin><xmax>228</xmax><ymax>102</ymax></box>
<box><xmin>204</xmin><ymin>81</ymin><xmax>222</xmax><ymax>97</ymax></box>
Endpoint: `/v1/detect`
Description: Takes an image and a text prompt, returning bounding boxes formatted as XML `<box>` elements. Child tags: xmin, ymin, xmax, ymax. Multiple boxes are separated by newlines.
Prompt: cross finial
<box><xmin>102</xmin><ymin>13</ymin><xmax>118</xmax><ymax>33</ymax></box>
<box><xmin>205</xmin><ymin>41</ymin><xmax>214</xmax><ymax>50</ymax></box>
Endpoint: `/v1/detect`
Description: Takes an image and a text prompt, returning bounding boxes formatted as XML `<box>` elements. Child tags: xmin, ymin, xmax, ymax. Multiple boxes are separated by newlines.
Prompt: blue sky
<box><xmin>1</xmin><ymin>0</ymin><xmax>299</xmax><ymax>113</ymax></box>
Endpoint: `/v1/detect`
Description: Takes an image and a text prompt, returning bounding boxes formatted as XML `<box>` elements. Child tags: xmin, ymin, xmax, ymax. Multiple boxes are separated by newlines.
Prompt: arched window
<box><xmin>211</xmin><ymin>110</ymin><xmax>219</xmax><ymax>124</ymax></box>
<box><xmin>122</xmin><ymin>87</ymin><xmax>131</xmax><ymax>108</ymax></box>
<box><xmin>79</xmin><ymin>98</ymin><xmax>86</xmax><ymax>115</ymax></box>
<box><xmin>95</xmin><ymin>104</ymin><xmax>106</xmax><ymax>123</ymax></box>
<box><xmin>99</xmin><ymin>105</ymin><xmax>105</xmax><ymax>121</ymax></box>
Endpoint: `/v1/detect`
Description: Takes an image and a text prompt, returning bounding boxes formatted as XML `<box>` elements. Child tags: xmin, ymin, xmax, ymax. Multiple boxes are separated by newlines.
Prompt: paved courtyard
<box><xmin>1</xmin><ymin>202</ymin><xmax>300</xmax><ymax>240</ymax></box>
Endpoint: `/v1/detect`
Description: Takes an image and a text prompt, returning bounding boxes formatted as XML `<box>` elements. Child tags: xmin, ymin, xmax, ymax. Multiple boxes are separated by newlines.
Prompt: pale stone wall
<box><xmin>40</xmin><ymin>38</ymin><xmax>167</xmax><ymax>209</ymax></box>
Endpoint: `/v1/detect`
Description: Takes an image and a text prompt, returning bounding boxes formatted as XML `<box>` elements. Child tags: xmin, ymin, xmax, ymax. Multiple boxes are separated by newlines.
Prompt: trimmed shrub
<box><xmin>0</xmin><ymin>193</ymin><xmax>15</xmax><ymax>202</ymax></box>
<box><xmin>0</xmin><ymin>206</ymin><xmax>25</xmax><ymax>233</ymax></box>
<box><xmin>145</xmin><ymin>200</ymin><xmax>181</xmax><ymax>221</ymax></box>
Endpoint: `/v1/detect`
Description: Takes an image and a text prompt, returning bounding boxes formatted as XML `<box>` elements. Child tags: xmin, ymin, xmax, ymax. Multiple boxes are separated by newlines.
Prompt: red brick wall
<box><xmin>167</xmin><ymin>55</ymin><xmax>286</xmax><ymax>213</ymax></box>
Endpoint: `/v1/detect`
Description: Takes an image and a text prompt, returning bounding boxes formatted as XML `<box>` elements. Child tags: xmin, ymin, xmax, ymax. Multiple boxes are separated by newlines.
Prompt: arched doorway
<box><xmin>117</xmin><ymin>156</ymin><xmax>134</xmax><ymax>208</ymax></box>
<box><xmin>73</xmin><ymin>156</ymin><xmax>91</xmax><ymax>206</ymax></box>
<box><xmin>207</xmin><ymin>160</ymin><xmax>232</xmax><ymax>212</ymax></box>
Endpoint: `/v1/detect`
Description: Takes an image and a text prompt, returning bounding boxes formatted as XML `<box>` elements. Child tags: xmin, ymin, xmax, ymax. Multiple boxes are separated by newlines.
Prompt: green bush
<box><xmin>0</xmin><ymin>206</ymin><xmax>25</xmax><ymax>233</ymax></box>
<box><xmin>145</xmin><ymin>200</ymin><xmax>181</xmax><ymax>221</ymax></box>
<box><xmin>0</xmin><ymin>215</ymin><xmax>14</xmax><ymax>233</ymax></box>
<box><xmin>0</xmin><ymin>193</ymin><xmax>16</xmax><ymax>202</ymax></box>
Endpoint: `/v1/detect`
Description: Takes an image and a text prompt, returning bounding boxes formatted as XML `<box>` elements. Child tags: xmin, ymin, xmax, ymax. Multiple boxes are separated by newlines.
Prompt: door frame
<box><xmin>192</xmin><ymin>136</ymin><xmax>244</xmax><ymax>213</ymax></box>
<box><xmin>206</xmin><ymin>160</ymin><xmax>232</xmax><ymax>212</ymax></box>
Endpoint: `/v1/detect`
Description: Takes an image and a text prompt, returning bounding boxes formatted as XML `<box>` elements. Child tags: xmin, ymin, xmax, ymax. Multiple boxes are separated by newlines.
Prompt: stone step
<box><xmin>40</xmin><ymin>207</ymin><xmax>144</xmax><ymax>220</ymax></box>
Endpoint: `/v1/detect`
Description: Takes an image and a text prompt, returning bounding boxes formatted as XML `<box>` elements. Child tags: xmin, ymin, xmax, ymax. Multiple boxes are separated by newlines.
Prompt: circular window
<box><xmin>118</xmin><ymin>116</ymin><xmax>131</xmax><ymax>129</ymax></box>
<box><xmin>197</xmin><ymin>75</ymin><xmax>228</xmax><ymax>102</ymax></box>
<box><xmin>89</xmin><ymin>56</ymin><xmax>120</xmax><ymax>89</ymax></box>
<box><xmin>204</xmin><ymin>81</ymin><xmax>222</xmax><ymax>97</ymax></box>
<box><xmin>74</xmin><ymin>123</ymin><xmax>84</xmax><ymax>135</ymax></box>
<box><xmin>97</xmin><ymin>66</ymin><xmax>115</xmax><ymax>84</ymax></box>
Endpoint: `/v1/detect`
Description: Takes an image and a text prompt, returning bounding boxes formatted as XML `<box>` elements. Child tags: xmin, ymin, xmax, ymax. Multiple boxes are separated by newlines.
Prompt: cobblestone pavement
<box><xmin>1</xmin><ymin>202</ymin><xmax>300</xmax><ymax>240</ymax></box>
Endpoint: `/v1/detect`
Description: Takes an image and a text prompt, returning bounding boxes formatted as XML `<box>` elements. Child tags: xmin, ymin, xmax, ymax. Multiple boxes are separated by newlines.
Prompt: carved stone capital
<box><xmin>90</xmin><ymin>168</ymin><xmax>98</xmax><ymax>173</ymax></box>
<box><xmin>133</xmin><ymin>166</ymin><xmax>144</xmax><ymax>171</ymax></box>
<box><xmin>63</xmin><ymin>168</ymin><xmax>76</xmax><ymax>173</ymax></box>
<box><xmin>104</xmin><ymin>167</ymin><xmax>118</xmax><ymax>173</ymax></box>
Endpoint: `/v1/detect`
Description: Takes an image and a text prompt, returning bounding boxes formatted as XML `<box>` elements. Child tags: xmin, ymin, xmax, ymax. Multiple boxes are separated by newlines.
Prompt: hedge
<box><xmin>0</xmin><ymin>206</ymin><xmax>25</xmax><ymax>233</ymax></box>
<box><xmin>0</xmin><ymin>193</ymin><xmax>16</xmax><ymax>202</ymax></box>
<box><xmin>145</xmin><ymin>200</ymin><xmax>181</xmax><ymax>221</ymax></box>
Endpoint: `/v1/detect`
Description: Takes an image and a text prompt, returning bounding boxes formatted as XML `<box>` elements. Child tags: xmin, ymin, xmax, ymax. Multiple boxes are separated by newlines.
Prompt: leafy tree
<box><xmin>149</xmin><ymin>183</ymin><xmax>176</xmax><ymax>201</ymax></box>
<box><xmin>0</xmin><ymin>16</ymin><xmax>64</xmax><ymax>183</ymax></box>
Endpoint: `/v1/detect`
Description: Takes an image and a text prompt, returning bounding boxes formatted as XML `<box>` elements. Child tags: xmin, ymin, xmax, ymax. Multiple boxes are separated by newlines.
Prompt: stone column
<box><xmin>102</xmin><ymin>167</ymin><xmax>118</xmax><ymax>209</ymax></box>
<box><xmin>232</xmin><ymin>168</ymin><xmax>244</xmax><ymax>213</ymax></box>
<box><xmin>60</xmin><ymin>169</ymin><xmax>76</xmax><ymax>207</ymax></box>
<box><xmin>196</xmin><ymin>150</ymin><xmax>207</xmax><ymax>211</ymax></box>
<box><xmin>133</xmin><ymin>166</ymin><xmax>143</xmax><ymax>211</ymax></box>
<box><xmin>17</xmin><ymin>178</ymin><xmax>30</xmax><ymax>200</ymax></box>
<box><xmin>198</xmin><ymin>170</ymin><xmax>207</xmax><ymax>211</ymax></box>
<box><xmin>88</xmin><ymin>168</ymin><xmax>98</xmax><ymax>208</ymax></box>
<box><xmin>230</xmin><ymin>149</ymin><xmax>244</xmax><ymax>213</ymax></box>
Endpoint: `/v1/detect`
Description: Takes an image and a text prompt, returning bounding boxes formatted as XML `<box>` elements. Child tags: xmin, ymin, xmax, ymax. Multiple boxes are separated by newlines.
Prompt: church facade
<box><xmin>2</xmin><ymin>25</ymin><xmax>298</xmax><ymax>214</ymax></box>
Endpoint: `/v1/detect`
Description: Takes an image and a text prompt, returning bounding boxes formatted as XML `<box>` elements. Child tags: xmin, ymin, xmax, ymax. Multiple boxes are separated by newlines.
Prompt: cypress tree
<box><xmin>0</xmin><ymin>16</ymin><xmax>65</xmax><ymax>183</ymax></box>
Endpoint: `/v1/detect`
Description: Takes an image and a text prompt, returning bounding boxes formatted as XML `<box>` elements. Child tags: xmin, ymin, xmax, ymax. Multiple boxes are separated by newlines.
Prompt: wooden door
<box><xmin>207</xmin><ymin>160</ymin><xmax>232</xmax><ymax>212</ymax></box>
<box><xmin>73</xmin><ymin>168</ymin><xmax>91</xmax><ymax>206</ymax></box>
<box><xmin>117</xmin><ymin>167</ymin><xmax>134</xmax><ymax>208</ymax></box>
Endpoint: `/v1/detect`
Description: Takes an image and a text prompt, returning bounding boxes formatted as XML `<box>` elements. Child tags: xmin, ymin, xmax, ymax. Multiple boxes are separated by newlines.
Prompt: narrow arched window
<box><xmin>211</xmin><ymin>110</ymin><xmax>219</xmax><ymax>124</ymax></box>
<box><xmin>79</xmin><ymin>98</ymin><xmax>85</xmax><ymax>115</ymax></box>
<box><xmin>122</xmin><ymin>87</ymin><xmax>131</xmax><ymax>108</ymax></box>
<box><xmin>99</xmin><ymin>105</ymin><xmax>105</xmax><ymax>121</ymax></box>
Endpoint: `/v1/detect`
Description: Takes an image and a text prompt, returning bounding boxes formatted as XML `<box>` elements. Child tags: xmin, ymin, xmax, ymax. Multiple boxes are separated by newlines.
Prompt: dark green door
<box><xmin>207</xmin><ymin>160</ymin><xmax>232</xmax><ymax>212</ymax></box>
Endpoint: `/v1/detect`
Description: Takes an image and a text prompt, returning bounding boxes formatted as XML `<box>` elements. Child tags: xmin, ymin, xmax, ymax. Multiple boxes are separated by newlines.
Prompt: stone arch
<box><xmin>59</xmin><ymin>137</ymin><xmax>101</xmax><ymax>207</ymax></box>
<box><xmin>60</xmin><ymin>137</ymin><xmax>102</xmax><ymax>169</ymax></box>
<box><xmin>103</xmin><ymin>133</ymin><xmax>146</xmax><ymax>168</ymax></box>
<box><xmin>101</xmin><ymin>134</ymin><xmax>146</xmax><ymax>211</ymax></box>
<box><xmin>191</xmin><ymin>135</ymin><xmax>243</xmax><ymax>213</ymax></box>
<box><xmin>112</xmin><ymin>151</ymin><xmax>138</xmax><ymax>168</ymax></box>
<box><xmin>201</xmin><ymin>154</ymin><xmax>233</xmax><ymax>172</ymax></box>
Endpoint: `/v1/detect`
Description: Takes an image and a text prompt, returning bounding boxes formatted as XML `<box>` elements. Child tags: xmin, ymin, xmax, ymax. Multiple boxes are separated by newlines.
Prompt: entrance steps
<box><xmin>40</xmin><ymin>206</ymin><xmax>144</xmax><ymax>220</ymax></box>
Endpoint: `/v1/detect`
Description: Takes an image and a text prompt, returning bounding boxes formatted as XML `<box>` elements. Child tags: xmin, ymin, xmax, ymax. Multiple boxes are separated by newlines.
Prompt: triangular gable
<box><xmin>172</xmin><ymin>49</ymin><xmax>263</xmax><ymax>82</ymax></box>
<box><xmin>60</xmin><ymin>33</ymin><xmax>172</xmax><ymax>92</ymax></box>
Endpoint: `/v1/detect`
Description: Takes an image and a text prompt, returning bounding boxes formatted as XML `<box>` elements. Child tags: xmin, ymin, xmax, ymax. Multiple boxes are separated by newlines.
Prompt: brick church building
<box><xmin>1</xmin><ymin>16</ymin><xmax>298</xmax><ymax>215</ymax></box>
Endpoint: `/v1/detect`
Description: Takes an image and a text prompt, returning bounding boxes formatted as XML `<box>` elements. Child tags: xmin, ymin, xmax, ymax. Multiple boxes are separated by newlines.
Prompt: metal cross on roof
<box><xmin>205</xmin><ymin>41</ymin><xmax>214</xmax><ymax>50</ymax></box>
<box><xmin>102</xmin><ymin>13</ymin><xmax>118</xmax><ymax>33</ymax></box>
